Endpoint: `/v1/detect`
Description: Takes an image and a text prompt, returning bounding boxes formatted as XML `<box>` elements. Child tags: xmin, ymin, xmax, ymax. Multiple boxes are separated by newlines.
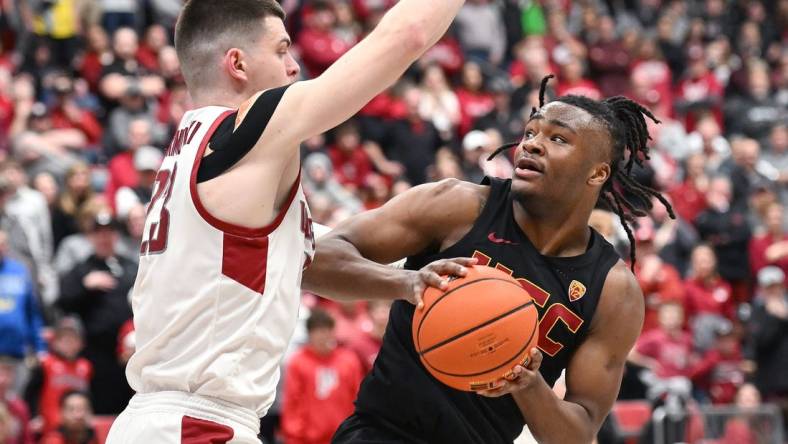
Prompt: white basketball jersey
<box><xmin>126</xmin><ymin>106</ymin><xmax>316</xmax><ymax>416</ymax></box>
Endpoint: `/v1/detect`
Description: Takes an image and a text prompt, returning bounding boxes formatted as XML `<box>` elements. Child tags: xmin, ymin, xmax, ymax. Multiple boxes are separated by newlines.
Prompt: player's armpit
<box><xmin>512</xmin><ymin>262</ymin><xmax>644</xmax><ymax>444</ymax></box>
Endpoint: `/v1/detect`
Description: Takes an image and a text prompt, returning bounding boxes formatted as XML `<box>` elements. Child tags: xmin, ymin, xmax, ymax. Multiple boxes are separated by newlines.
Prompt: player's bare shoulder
<box><xmin>589</xmin><ymin>260</ymin><xmax>645</xmax><ymax>342</ymax></box>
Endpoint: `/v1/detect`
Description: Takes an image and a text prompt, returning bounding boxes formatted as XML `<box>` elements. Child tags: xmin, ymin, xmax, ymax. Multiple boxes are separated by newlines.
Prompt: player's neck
<box><xmin>512</xmin><ymin>199</ymin><xmax>593</xmax><ymax>258</ymax></box>
<box><xmin>190</xmin><ymin>87</ymin><xmax>250</xmax><ymax>110</ymax></box>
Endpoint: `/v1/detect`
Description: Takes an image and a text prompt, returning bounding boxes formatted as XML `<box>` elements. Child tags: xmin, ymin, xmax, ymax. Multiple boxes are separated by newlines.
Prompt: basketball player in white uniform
<box><xmin>106</xmin><ymin>1</ymin><xmax>473</xmax><ymax>443</ymax></box>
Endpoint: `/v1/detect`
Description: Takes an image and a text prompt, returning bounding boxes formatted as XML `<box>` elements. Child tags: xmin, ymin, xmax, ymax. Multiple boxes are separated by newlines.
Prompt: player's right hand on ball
<box><xmin>405</xmin><ymin>257</ymin><xmax>477</xmax><ymax>310</ymax></box>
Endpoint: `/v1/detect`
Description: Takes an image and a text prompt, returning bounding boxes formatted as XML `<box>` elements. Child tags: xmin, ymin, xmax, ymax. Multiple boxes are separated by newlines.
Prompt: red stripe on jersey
<box><xmin>189</xmin><ymin>110</ymin><xmax>302</xmax><ymax>238</ymax></box>
<box><xmin>222</xmin><ymin>233</ymin><xmax>269</xmax><ymax>294</ymax></box>
<box><xmin>181</xmin><ymin>415</ymin><xmax>233</xmax><ymax>443</ymax></box>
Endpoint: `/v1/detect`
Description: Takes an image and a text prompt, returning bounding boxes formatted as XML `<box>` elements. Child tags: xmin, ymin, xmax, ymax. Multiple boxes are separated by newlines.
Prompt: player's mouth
<box><xmin>514</xmin><ymin>157</ymin><xmax>544</xmax><ymax>180</ymax></box>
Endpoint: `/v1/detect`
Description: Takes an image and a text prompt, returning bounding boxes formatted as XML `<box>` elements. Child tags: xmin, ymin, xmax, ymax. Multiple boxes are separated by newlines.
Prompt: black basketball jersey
<box><xmin>351</xmin><ymin>177</ymin><xmax>622</xmax><ymax>443</ymax></box>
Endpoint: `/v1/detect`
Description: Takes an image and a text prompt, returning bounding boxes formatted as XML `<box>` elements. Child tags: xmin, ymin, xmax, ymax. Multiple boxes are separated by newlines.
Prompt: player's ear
<box><xmin>587</xmin><ymin>162</ymin><xmax>610</xmax><ymax>187</ymax></box>
<box><xmin>225</xmin><ymin>48</ymin><xmax>248</xmax><ymax>82</ymax></box>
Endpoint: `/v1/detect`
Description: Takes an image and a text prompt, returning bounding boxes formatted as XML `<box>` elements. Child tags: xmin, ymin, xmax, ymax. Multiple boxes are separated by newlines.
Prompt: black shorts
<box><xmin>332</xmin><ymin>413</ymin><xmax>428</xmax><ymax>444</ymax></box>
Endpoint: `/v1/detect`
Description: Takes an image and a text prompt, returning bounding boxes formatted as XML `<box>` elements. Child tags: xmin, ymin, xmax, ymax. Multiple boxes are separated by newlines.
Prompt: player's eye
<box><xmin>523</xmin><ymin>130</ymin><xmax>535</xmax><ymax>140</ymax></box>
<box><xmin>551</xmin><ymin>135</ymin><xmax>567</xmax><ymax>144</ymax></box>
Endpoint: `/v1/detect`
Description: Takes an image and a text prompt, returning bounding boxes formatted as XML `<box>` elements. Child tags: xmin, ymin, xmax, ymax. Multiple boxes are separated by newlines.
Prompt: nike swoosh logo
<box><xmin>488</xmin><ymin>232</ymin><xmax>520</xmax><ymax>245</ymax></box>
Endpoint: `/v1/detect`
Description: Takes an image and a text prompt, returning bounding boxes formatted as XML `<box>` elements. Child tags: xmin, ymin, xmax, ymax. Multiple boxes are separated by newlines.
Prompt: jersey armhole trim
<box><xmin>189</xmin><ymin>110</ymin><xmax>302</xmax><ymax>238</ymax></box>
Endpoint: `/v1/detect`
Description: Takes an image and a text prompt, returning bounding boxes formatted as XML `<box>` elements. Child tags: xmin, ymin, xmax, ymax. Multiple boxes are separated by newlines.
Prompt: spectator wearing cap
<box><xmin>114</xmin><ymin>145</ymin><xmax>162</xmax><ymax>219</ymax></box>
<box><xmin>0</xmin><ymin>356</ymin><xmax>34</xmax><ymax>444</ymax></box>
<box><xmin>633</xmin><ymin>217</ymin><xmax>686</xmax><ymax>332</ymax></box>
<box><xmin>474</xmin><ymin>77</ymin><xmax>524</xmax><ymax>144</ymax></box>
<box><xmin>690</xmin><ymin>321</ymin><xmax>745</xmax><ymax>405</ymax></box>
<box><xmin>695</xmin><ymin>176</ymin><xmax>752</xmax><ymax>302</ymax></box>
<box><xmin>57</xmin><ymin>211</ymin><xmax>135</xmax><ymax>415</ymax></box>
<box><xmin>303</xmin><ymin>152</ymin><xmax>363</xmax><ymax>216</ymax></box>
<box><xmin>24</xmin><ymin>316</ymin><xmax>92</xmax><ymax>434</ymax></box>
<box><xmin>746</xmin><ymin>266</ymin><xmax>788</xmax><ymax>411</ymax></box>
<box><xmin>0</xmin><ymin>227</ymin><xmax>46</xmax><ymax>363</ymax></box>
<box><xmin>105</xmin><ymin>84</ymin><xmax>166</xmax><ymax>156</ymax></box>
<box><xmin>749</xmin><ymin>202</ymin><xmax>788</xmax><ymax>280</ymax></box>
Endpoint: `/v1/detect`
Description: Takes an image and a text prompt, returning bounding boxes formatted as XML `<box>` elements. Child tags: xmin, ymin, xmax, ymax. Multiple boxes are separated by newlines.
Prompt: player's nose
<box><xmin>522</xmin><ymin>138</ymin><xmax>545</xmax><ymax>157</ymax></box>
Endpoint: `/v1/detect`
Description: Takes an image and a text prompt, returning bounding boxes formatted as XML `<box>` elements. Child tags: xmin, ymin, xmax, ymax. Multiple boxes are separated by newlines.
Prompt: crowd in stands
<box><xmin>0</xmin><ymin>0</ymin><xmax>785</xmax><ymax>443</ymax></box>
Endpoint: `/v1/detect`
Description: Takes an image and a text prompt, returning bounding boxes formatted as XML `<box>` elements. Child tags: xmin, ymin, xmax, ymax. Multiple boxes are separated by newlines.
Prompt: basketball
<box><xmin>412</xmin><ymin>265</ymin><xmax>539</xmax><ymax>392</ymax></box>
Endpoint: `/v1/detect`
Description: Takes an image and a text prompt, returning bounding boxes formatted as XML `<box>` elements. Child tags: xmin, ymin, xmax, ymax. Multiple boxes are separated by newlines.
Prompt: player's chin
<box><xmin>510</xmin><ymin>174</ymin><xmax>543</xmax><ymax>197</ymax></box>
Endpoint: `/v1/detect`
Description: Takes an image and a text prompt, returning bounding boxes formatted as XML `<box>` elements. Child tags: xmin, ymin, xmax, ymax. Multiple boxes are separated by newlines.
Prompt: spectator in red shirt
<box><xmin>327</xmin><ymin>120</ymin><xmax>373</xmax><ymax>192</ymax></box>
<box><xmin>0</xmin><ymin>356</ymin><xmax>33</xmax><ymax>444</ymax></box>
<box><xmin>418</xmin><ymin>33</ymin><xmax>464</xmax><ymax>78</ymax></box>
<box><xmin>104</xmin><ymin>119</ymin><xmax>154</xmax><ymax>208</ymax></box>
<box><xmin>555</xmin><ymin>57</ymin><xmax>601</xmax><ymax>100</ymax></box>
<box><xmin>297</xmin><ymin>1</ymin><xmax>354</xmax><ymax>78</ymax></box>
<box><xmin>684</xmin><ymin>244</ymin><xmax>735</xmax><ymax>322</ymax></box>
<box><xmin>347</xmin><ymin>299</ymin><xmax>391</xmax><ymax>373</ymax></box>
<box><xmin>78</xmin><ymin>26</ymin><xmax>112</xmax><ymax>93</ymax></box>
<box><xmin>587</xmin><ymin>15</ymin><xmax>631</xmax><ymax>97</ymax></box>
<box><xmin>24</xmin><ymin>316</ymin><xmax>93</xmax><ymax>434</ymax></box>
<box><xmin>749</xmin><ymin>202</ymin><xmax>788</xmax><ymax>281</ymax></box>
<box><xmin>634</xmin><ymin>218</ymin><xmax>687</xmax><ymax>332</ymax></box>
<box><xmin>136</xmin><ymin>24</ymin><xmax>168</xmax><ymax>72</ymax></box>
<box><xmin>455</xmin><ymin>61</ymin><xmax>494</xmax><ymax>136</ymax></box>
<box><xmin>690</xmin><ymin>322</ymin><xmax>745</xmax><ymax>405</ymax></box>
<box><xmin>320</xmin><ymin>299</ymin><xmax>370</xmax><ymax>347</ymax></box>
<box><xmin>49</xmin><ymin>76</ymin><xmax>103</xmax><ymax>147</ymax></box>
<box><xmin>675</xmin><ymin>48</ymin><xmax>724</xmax><ymax>132</ymax></box>
<box><xmin>630</xmin><ymin>301</ymin><xmax>695</xmax><ymax>379</ymax></box>
<box><xmin>282</xmin><ymin>309</ymin><xmax>364</xmax><ymax>444</ymax></box>
<box><xmin>40</xmin><ymin>391</ymin><xmax>98</xmax><ymax>444</ymax></box>
<box><xmin>630</xmin><ymin>37</ymin><xmax>674</xmax><ymax>119</ymax></box>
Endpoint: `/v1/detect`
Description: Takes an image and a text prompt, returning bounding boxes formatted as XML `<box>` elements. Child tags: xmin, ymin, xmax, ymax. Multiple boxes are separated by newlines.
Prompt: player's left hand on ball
<box><xmin>476</xmin><ymin>348</ymin><xmax>544</xmax><ymax>398</ymax></box>
<box><xmin>405</xmin><ymin>257</ymin><xmax>477</xmax><ymax>309</ymax></box>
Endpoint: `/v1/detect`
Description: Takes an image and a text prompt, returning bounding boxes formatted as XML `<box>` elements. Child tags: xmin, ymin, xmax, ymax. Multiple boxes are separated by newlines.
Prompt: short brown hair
<box><xmin>175</xmin><ymin>0</ymin><xmax>285</xmax><ymax>88</ymax></box>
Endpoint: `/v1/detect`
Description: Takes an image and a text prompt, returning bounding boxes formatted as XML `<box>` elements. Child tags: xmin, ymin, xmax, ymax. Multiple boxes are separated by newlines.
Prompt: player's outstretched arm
<box><xmin>477</xmin><ymin>262</ymin><xmax>644</xmax><ymax>444</ymax></box>
<box><xmin>302</xmin><ymin>179</ymin><xmax>482</xmax><ymax>305</ymax></box>
<box><xmin>256</xmin><ymin>0</ymin><xmax>466</xmax><ymax>155</ymax></box>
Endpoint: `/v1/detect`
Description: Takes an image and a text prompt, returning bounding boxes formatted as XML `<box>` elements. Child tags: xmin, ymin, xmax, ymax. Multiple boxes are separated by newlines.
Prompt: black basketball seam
<box><xmin>422</xmin><ymin>305</ymin><xmax>539</xmax><ymax>378</ymax></box>
<box><xmin>415</xmin><ymin>277</ymin><xmax>527</xmax><ymax>351</ymax></box>
<box><xmin>418</xmin><ymin>299</ymin><xmax>535</xmax><ymax>355</ymax></box>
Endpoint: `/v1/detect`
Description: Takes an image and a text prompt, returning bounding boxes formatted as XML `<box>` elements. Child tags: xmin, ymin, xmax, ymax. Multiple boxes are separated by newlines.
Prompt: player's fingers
<box><xmin>527</xmin><ymin>348</ymin><xmax>543</xmax><ymax>371</ymax></box>
<box><xmin>445</xmin><ymin>257</ymin><xmax>478</xmax><ymax>267</ymax></box>
<box><xmin>428</xmin><ymin>260</ymin><xmax>468</xmax><ymax>278</ymax></box>
<box><xmin>420</xmin><ymin>270</ymin><xmax>448</xmax><ymax>291</ymax></box>
<box><xmin>412</xmin><ymin>282</ymin><xmax>425</xmax><ymax>311</ymax></box>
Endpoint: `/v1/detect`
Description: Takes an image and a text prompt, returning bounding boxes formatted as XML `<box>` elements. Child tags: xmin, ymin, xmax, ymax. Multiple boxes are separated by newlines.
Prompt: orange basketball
<box><xmin>412</xmin><ymin>265</ymin><xmax>539</xmax><ymax>392</ymax></box>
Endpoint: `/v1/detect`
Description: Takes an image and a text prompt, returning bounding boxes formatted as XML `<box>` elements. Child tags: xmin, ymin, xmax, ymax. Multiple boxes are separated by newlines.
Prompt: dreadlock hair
<box><xmin>487</xmin><ymin>75</ymin><xmax>675</xmax><ymax>270</ymax></box>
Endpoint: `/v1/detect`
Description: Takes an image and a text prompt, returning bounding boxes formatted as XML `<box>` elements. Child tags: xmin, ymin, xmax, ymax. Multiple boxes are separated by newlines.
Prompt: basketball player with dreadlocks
<box><xmin>303</xmin><ymin>75</ymin><xmax>674</xmax><ymax>443</ymax></box>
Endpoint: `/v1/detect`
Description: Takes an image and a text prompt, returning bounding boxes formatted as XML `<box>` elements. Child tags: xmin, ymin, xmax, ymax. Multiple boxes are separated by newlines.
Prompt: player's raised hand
<box><xmin>404</xmin><ymin>257</ymin><xmax>478</xmax><ymax>309</ymax></box>
<box><xmin>475</xmin><ymin>348</ymin><xmax>544</xmax><ymax>398</ymax></box>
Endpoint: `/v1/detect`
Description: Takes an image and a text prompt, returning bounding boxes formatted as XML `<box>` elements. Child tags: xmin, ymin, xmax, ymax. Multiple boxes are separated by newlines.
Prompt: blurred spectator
<box><xmin>418</xmin><ymin>32</ymin><xmax>464</xmax><ymax>78</ymax></box>
<box><xmin>347</xmin><ymin>299</ymin><xmax>390</xmax><ymax>373</ymax></box>
<box><xmin>54</xmin><ymin>203</ymin><xmax>106</xmax><ymax>278</ymax></box>
<box><xmin>78</xmin><ymin>26</ymin><xmax>112</xmax><ymax>93</ymax></box>
<box><xmin>725</xmin><ymin>61</ymin><xmax>787</xmax><ymax>140</ymax></box>
<box><xmin>0</xmin><ymin>229</ymin><xmax>46</xmax><ymax>361</ymax></box>
<box><xmin>695</xmin><ymin>176</ymin><xmax>752</xmax><ymax>301</ymax></box>
<box><xmin>418</xmin><ymin>63</ymin><xmax>461</xmax><ymax>140</ymax></box>
<box><xmin>327</xmin><ymin>120</ymin><xmax>373</xmax><ymax>193</ymax></box>
<box><xmin>39</xmin><ymin>390</ymin><xmax>97</xmax><ymax>444</ymax></box>
<box><xmin>690</xmin><ymin>322</ymin><xmax>745</xmax><ymax>405</ymax></box>
<box><xmin>630</xmin><ymin>300</ymin><xmax>694</xmax><ymax>379</ymax></box>
<box><xmin>321</xmin><ymin>299</ymin><xmax>370</xmax><ymax>348</ymax></box>
<box><xmin>50</xmin><ymin>163</ymin><xmax>94</xmax><ymax>250</ymax></box>
<box><xmin>104</xmin><ymin>120</ymin><xmax>157</xmax><ymax>206</ymax></box>
<box><xmin>633</xmin><ymin>218</ymin><xmax>686</xmax><ymax>333</ymax></box>
<box><xmin>456</xmin><ymin>61</ymin><xmax>494</xmax><ymax>137</ymax></box>
<box><xmin>454</xmin><ymin>0</ymin><xmax>505</xmax><ymax>66</ymax></box>
<box><xmin>474</xmin><ymin>76</ymin><xmax>524</xmax><ymax>144</ymax></box>
<box><xmin>26</xmin><ymin>1</ymin><xmax>81</xmax><ymax>70</ymax></box>
<box><xmin>115</xmin><ymin>203</ymin><xmax>144</xmax><ymax>265</ymax></box>
<box><xmin>48</xmin><ymin>75</ymin><xmax>102</xmax><ymax>147</ymax></box>
<box><xmin>684</xmin><ymin>114</ymin><xmax>731</xmax><ymax>169</ymax></box>
<box><xmin>675</xmin><ymin>49</ymin><xmax>724</xmax><ymax>132</ymax></box>
<box><xmin>670</xmin><ymin>153</ymin><xmax>710</xmax><ymax>224</ymax></box>
<box><xmin>749</xmin><ymin>202</ymin><xmax>788</xmax><ymax>280</ymax></box>
<box><xmin>24</xmin><ymin>316</ymin><xmax>92</xmax><ymax>434</ymax></box>
<box><xmin>99</xmin><ymin>0</ymin><xmax>137</xmax><ymax>35</ymax></box>
<box><xmin>105</xmin><ymin>85</ymin><xmax>166</xmax><ymax>156</ymax></box>
<box><xmin>746</xmin><ymin>267</ymin><xmax>788</xmax><ymax>410</ymax></box>
<box><xmin>302</xmin><ymin>152</ymin><xmax>363</xmax><ymax>215</ymax></box>
<box><xmin>114</xmin><ymin>146</ymin><xmax>161</xmax><ymax>219</ymax></box>
<box><xmin>297</xmin><ymin>1</ymin><xmax>354</xmax><ymax>79</ymax></box>
<box><xmin>684</xmin><ymin>244</ymin><xmax>736</xmax><ymax>325</ymax></box>
<box><xmin>57</xmin><ymin>212</ymin><xmax>135</xmax><ymax>414</ymax></box>
<box><xmin>136</xmin><ymin>24</ymin><xmax>168</xmax><ymax>73</ymax></box>
<box><xmin>281</xmin><ymin>309</ymin><xmax>363</xmax><ymax>444</ymax></box>
<box><xmin>555</xmin><ymin>57</ymin><xmax>601</xmax><ymax>100</ymax></box>
<box><xmin>727</xmin><ymin>138</ymin><xmax>775</xmax><ymax>211</ymax></box>
<box><xmin>716</xmin><ymin>383</ymin><xmax>772</xmax><ymax>444</ymax></box>
<box><xmin>380</xmin><ymin>86</ymin><xmax>443</xmax><ymax>185</ymax></box>
<box><xmin>651</xmin><ymin>195</ymin><xmax>699</xmax><ymax>277</ymax></box>
<box><xmin>0</xmin><ymin>356</ymin><xmax>33</xmax><ymax>444</ymax></box>
<box><xmin>630</xmin><ymin>36</ymin><xmax>673</xmax><ymax>120</ymax></box>
<box><xmin>99</xmin><ymin>27</ymin><xmax>164</xmax><ymax>102</ymax></box>
<box><xmin>587</xmin><ymin>15</ymin><xmax>630</xmax><ymax>97</ymax></box>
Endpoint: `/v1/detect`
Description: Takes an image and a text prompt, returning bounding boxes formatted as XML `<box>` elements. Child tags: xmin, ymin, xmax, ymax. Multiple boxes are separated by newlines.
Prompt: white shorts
<box><xmin>106</xmin><ymin>392</ymin><xmax>261</xmax><ymax>444</ymax></box>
